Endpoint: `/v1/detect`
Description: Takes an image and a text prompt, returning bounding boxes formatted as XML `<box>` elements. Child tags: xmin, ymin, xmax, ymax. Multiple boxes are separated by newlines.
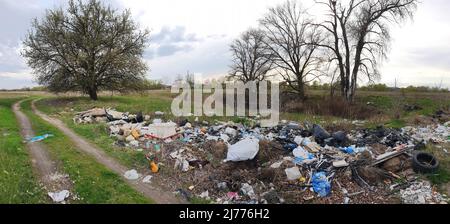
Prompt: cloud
<box><xmin>146</xmin><ymin>35</ymin><xmax>232</xmax><ymax>83</ymax></box>
<box><xmin>156</xmin><ymin>44</ymin><xmax>193</xmax><ymax>57</ymax></box>
<box><xmin>147</xmin><ymin>26</ymin><xmax>202</xmax><ymax>58</ymax></box>
<box><xmin>0</xmin><ymin>70</ymin><xmax>36</xmax><ymax>89</ymax></box>
<box><xmin>408</xmin><ymin>46</ymin><xmax>450</xmax><ymax>71</ymax></box>
<box><xmin>0</xmin><ymin>0</ymin><xmax>47</xmax><ymax>74</ymax></box>
<box><xmin>152</xmin><ymin>26</ymin><xmax>200</xmax><ymax>43</ymax></box>
<box><xmin>0</xmin><ymin>43</ymin><xmax>27</xmax><ymax>73</ymax></box>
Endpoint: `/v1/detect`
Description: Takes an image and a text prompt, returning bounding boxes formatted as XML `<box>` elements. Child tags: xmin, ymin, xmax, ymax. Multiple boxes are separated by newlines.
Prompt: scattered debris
<box><xmin>404</xmin><ymin>104</ymin><xmax>422</xmax><ymax>112</ymax></box>
<box><xmin>48</xmin><ymin>190</ymin><xmax>70</xmax><ymax>203</ymax></box>
<box><xmin>71</xmin><ymin>107</ymin><xmax>450</xmax><ymax>204</ymax></box>
<box><xmin>412</xmin><ymin>152</ymin><xmax>439</xmax><ymax>174</ymax></box>
<box><xmin>285</xmin><ymin>167</ymin><xmax>301</xmax><ymax>181</ymax></box>
<box><xmin>142</xmin><ymin>175</ymin><xmax>153</xmax><ymax>183</ymax></box>
<box><xmin>312</xmin><ymin>172</ymin><xmax>331</xmax><ymax>197</ymax></box>
<box><xmin>124</xmin><ymin>169</ymin><xmax>140</xmax><ymax>180</ymax></box>
<box><xmin>240</xmin><ymin>183</ymin><xmax>256</xmax><ymax>199</ymax></box>
<box><xmin>225</xmin><ymin>137</ymin><xmax>259</xmax><ymax>162</ymax></box>
<box><xmin>28</xmin><ymin>134</ymin><xmax>53</xmax><ymax>143</ymax></box>
<box><xmin>333</xmin><ymin>160</ymin><xmax>349</xmax><ymax>168</ymax></box>
<box><xmin>400</xmin><ymin>181</ymin><xmax>447</xmax><ymax>204</ymax></box>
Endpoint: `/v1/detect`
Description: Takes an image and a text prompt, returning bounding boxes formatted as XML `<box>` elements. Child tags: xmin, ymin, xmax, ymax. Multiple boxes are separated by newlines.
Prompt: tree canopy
<box><xmin>22</xmin><ymin>0</ymin><xmax>150</xmax><ymax>100</ymax></box>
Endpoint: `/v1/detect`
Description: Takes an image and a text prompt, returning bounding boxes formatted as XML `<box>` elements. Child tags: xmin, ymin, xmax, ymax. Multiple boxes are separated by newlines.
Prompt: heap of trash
<box><xmin>73</xmin><ymin>108</ymin><xmax>450</xmax><ymax>204</ymax></box>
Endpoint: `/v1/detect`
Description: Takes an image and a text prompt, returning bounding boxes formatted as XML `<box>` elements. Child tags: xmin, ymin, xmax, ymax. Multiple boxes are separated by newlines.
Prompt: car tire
<box><xmin>412</xmin><ymin>152</ymin><xmax>439</xmax><ymax>174</ymax></box>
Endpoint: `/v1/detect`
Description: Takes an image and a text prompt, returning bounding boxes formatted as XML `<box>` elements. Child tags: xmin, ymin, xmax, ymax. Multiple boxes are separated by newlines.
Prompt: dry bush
<box><xmin>281</xmin><ymin>92</ymin><xmax>379</xmax><ymax>120</ymax></box>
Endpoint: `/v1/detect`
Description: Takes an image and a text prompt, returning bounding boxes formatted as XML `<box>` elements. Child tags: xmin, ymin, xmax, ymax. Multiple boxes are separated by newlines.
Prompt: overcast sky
<box><xmin>0</xmin><ymin>0</ymin><xmax>449</xmax><ymax>89</ymax></box>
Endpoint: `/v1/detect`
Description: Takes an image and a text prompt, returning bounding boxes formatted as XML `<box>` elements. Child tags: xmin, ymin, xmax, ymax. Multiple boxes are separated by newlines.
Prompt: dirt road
<box><xmin>31</xmin><ymin>100</ymin><xmax>183</xmax><ymax>204</ymax></box>
<box><xmin>12</xmin><ymin>101</ymin><xmax>73</xmax><ymax>202</ymax></box>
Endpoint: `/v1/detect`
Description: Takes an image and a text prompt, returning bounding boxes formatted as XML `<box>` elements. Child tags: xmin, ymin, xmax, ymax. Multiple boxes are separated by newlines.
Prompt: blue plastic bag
<box><xmin>29</xmin><ymin>134</ymin><xmax>53</xmax><ymax>143</ymax></box>
<box><xmin>283</xmin><ymin>143</ymin><xmax>298</xmax><ymax>151</ymax></box>
<box><xmin>340</xmin><ymin>146</ymin><xmax>355</xmax><ymax>154</ymax></box>
<box><xmin>312</xmin><ymin>172</ymin><xmax>331</xmax><ymax>197</ymax></box>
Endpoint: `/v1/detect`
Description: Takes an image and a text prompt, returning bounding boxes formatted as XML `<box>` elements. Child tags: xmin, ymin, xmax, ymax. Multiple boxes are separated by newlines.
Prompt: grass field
<box><xmin>20</xmin><ymin>99</ymin><xmax>153</xmax><ymax>203</ymax></box>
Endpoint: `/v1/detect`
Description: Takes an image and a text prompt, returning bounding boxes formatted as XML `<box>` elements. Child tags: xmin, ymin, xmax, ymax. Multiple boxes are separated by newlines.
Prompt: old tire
<box><xmin>412</xmin><ymin>152</ymin><xmax>439</xmax><ymax>174</ymax></box>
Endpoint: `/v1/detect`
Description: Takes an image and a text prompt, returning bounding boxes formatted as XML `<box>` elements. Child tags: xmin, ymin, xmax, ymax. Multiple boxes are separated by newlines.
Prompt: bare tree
<box><xmin>229</xmin><ymin>29</ymin><xmax>273</xmax><ymax>83</ymax></box>
<box><xmin>260</xmin><ymin>0</ymin><xmax>324</xmax><ymax>98</ymax></box>
<box><xmin>316</xmin><ymin>0</ymin><xmax>417</xmax><ymax>102</ymax></box>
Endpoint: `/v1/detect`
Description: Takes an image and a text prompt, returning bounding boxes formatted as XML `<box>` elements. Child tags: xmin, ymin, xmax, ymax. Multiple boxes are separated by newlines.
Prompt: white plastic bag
<box><xmin>225</xmin><ymin>137</ymin><xmax>259</xmax><ymax>162</ymax></box>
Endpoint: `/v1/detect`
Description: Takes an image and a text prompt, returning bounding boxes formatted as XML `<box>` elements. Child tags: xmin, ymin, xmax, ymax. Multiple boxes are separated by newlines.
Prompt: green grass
<box><xmin>424</xmin><ymin>144</ymin><xmax>450</xmax><ymax>186</ymax></box>
<box><xmin>362</xmin><ymin>95</ymin><xmax>394</xmax><ymax>110</ymax></box>
<box><xmin>21</xmin><ymin>99</ymin><xmax>153</xmax><ymax>203</ymax></box>
<box><xmin>385</xmin><ymin>119</ymin><xmax>406</xmax><ymax>129</ymax></box>
<box><xmin>0</xmin><ymin>98</ymin><xmax>47</xmax><ymax>203</ymax></box>
<box><xmin>37</xmin><ymin>94</ymin><xmax>173</xmax><ymax>117</ymax></box>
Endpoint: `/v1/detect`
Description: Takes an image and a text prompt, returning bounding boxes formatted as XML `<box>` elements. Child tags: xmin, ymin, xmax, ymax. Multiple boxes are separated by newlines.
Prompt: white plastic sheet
<box><xmin>225</xmin><ymin>137</ymin><xmax>260</xmax><ymax>162</ymax></box>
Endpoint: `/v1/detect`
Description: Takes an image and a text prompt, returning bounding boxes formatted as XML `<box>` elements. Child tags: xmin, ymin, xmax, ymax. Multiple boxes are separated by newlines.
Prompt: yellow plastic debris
<box><xmin>150</xmin><ymin>161</ymin><xmax>159</xmax><ymax>173</ymax></box>
<box><xmin>299</xmin><ymin>176</ymin><xmax>306</xmax><ymax>183</ymax></box>
<box><xmin>131</xmin><ymin>129</ymin><xmax>140</xmax><ymax>139</ymax></box>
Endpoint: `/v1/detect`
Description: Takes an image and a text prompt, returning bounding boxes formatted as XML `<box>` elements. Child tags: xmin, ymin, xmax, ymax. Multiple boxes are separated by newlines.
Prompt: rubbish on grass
<box><xmin>142</xmin><ymin>175</ymin><xmax>153</xmax><ymax>183</ymax></box>
<box><xmin>240</xmin><ymin>183</ymin><xmax>256</xmax><ymax>199</ymax></box>
<box><xmin>312</xmin><ymin>172</ymin><xmax>331</xmax><ymax>197</ymax></box>
<box><xmin>29</xmin><ymin>134</ymin><xmax>54</xmax><ymax>143</ymax></box>
<box><xmin>71</xmin><ymin>106</ymin><xmax>450</xmax><ymax>204</ymax></box>
<box><xmin>283</xmin><ymin>143</ymin><xmax>298</xmax><ymax>151</ymax></box>
<box><xmin>146</xmin><ymin>122</ymin><xmax>177</xmax><ymax>139</ymax></box>
<box><xmin>313</xmin><ymin>124</ymin><xmax>331</xmax><ymax>143</ymax></box>
<box><xmin>225</xmin><ymin>137</ymin><xmax>259</xmax><ymax>162</ymax></box>
<box><xmin>412</xmin><ymin>152</ymin><xmax>439</xmax><ymax>174</ymax></box>
<box><xmin>131</xmin><ymin>129</ymin><xmax>140</xmax><ymax>139</ymax></box>
<box><xmin>400</xmin><ymin>181</ymin><xmax>447</xmax><ymax>204</ymax></box>
<box><xmin>227</xmin><ymin>192</ymin><xmax>239</xmax><ymax>200</ymax></box>
<box><xmin>372</xmin><ymin>146</ymin><xmax>408</xmax><ymax>165</ymax></box>
<box><xmin>285</xmin><ymin>167</ymin><xmax>301</xmax><ymax>181</ymax></box>
<box><xmin>333</xmin><ymin>160</ymin><xmax>349</xmax><ymax>168</ymax></box>
<box><xmin>292</xmin><ymin>147</ymin><xmax>316</xmax><ymax>165</ymax></box>
<box><xmin>199</xmin><ymin>190</ymin><xmax>210</xmax><ymax>199</ymax></box>
<box><xmin>303</xmin><ymin>141</ymin><xmax>321</xmax><ymax>153</ymax></box>
<box><xmin>106</xmin><ymin>109</ymin><xmax>124</xmax><ymax>121</ymax></box>
<box><xmin>124</xmin><ymin>169</ymin><xmax>140</xmax><ymax>180</ymax></box>
<box><xmin>340</xmin><ymin>146</ymin><xmax>355</xmax><ymax>154</ymax></box>
<box><xmin>270</xmin><ymin>161</ymin><xmax>283</xmax><ymax>169</ymax></box>
<box><xmin>175</xmin><ymin>158</ymin><xmax>190</xmax><ymax>172</ymax></box>
<box><xmin>150</xmin><ymin>162</ymin><xmax>159</xmax><ymax>173</ymax></box>
<box><xmin>48</xmin><ymin>190</ymin><xmax>70</xmax><ymax>203</ymax></box>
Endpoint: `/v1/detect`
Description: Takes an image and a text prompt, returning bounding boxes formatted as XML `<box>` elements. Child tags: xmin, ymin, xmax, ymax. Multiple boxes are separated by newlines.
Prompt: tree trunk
<box><xmin>88</xmin><ymin>88</ymin><xmax>98</xmax><ymax>101</ymax></box>
<box><xmin>298</xmin><ymin>83</ymin><xmax>305</xmax><ymax>99</ymax></box>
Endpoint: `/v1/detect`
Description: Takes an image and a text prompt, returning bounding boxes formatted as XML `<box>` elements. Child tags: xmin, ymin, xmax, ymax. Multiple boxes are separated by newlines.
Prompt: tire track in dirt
<box><xmin>13</xmin><ymin>101</ymin><xmax>73</xmax><ymax>203</ymax></box>
<box><xmin>31</xmin><ymin>100</ymin><xmax>183</xmax><ymax>204</ymax></box>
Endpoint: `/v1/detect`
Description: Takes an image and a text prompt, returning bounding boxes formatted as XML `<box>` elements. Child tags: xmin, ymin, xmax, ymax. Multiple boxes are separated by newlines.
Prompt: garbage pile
<box><xmin>73</xmin><ymin>109</ymin><xmax>449</xmax><ymax>204</ymax></box>
<box><xmin>400</xmin><ymin>181</ymin><xmax>447</xmax><ymax>204</ymax></box>
<box><xmin>73</xmin><ymin>108</ymin><xmax>152</xmax><ymax>124</ymax></box>
<box><xmin>402</xmin><ymin>122</ymin><xmax>450</xmax><ymax>144</ymax></box>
